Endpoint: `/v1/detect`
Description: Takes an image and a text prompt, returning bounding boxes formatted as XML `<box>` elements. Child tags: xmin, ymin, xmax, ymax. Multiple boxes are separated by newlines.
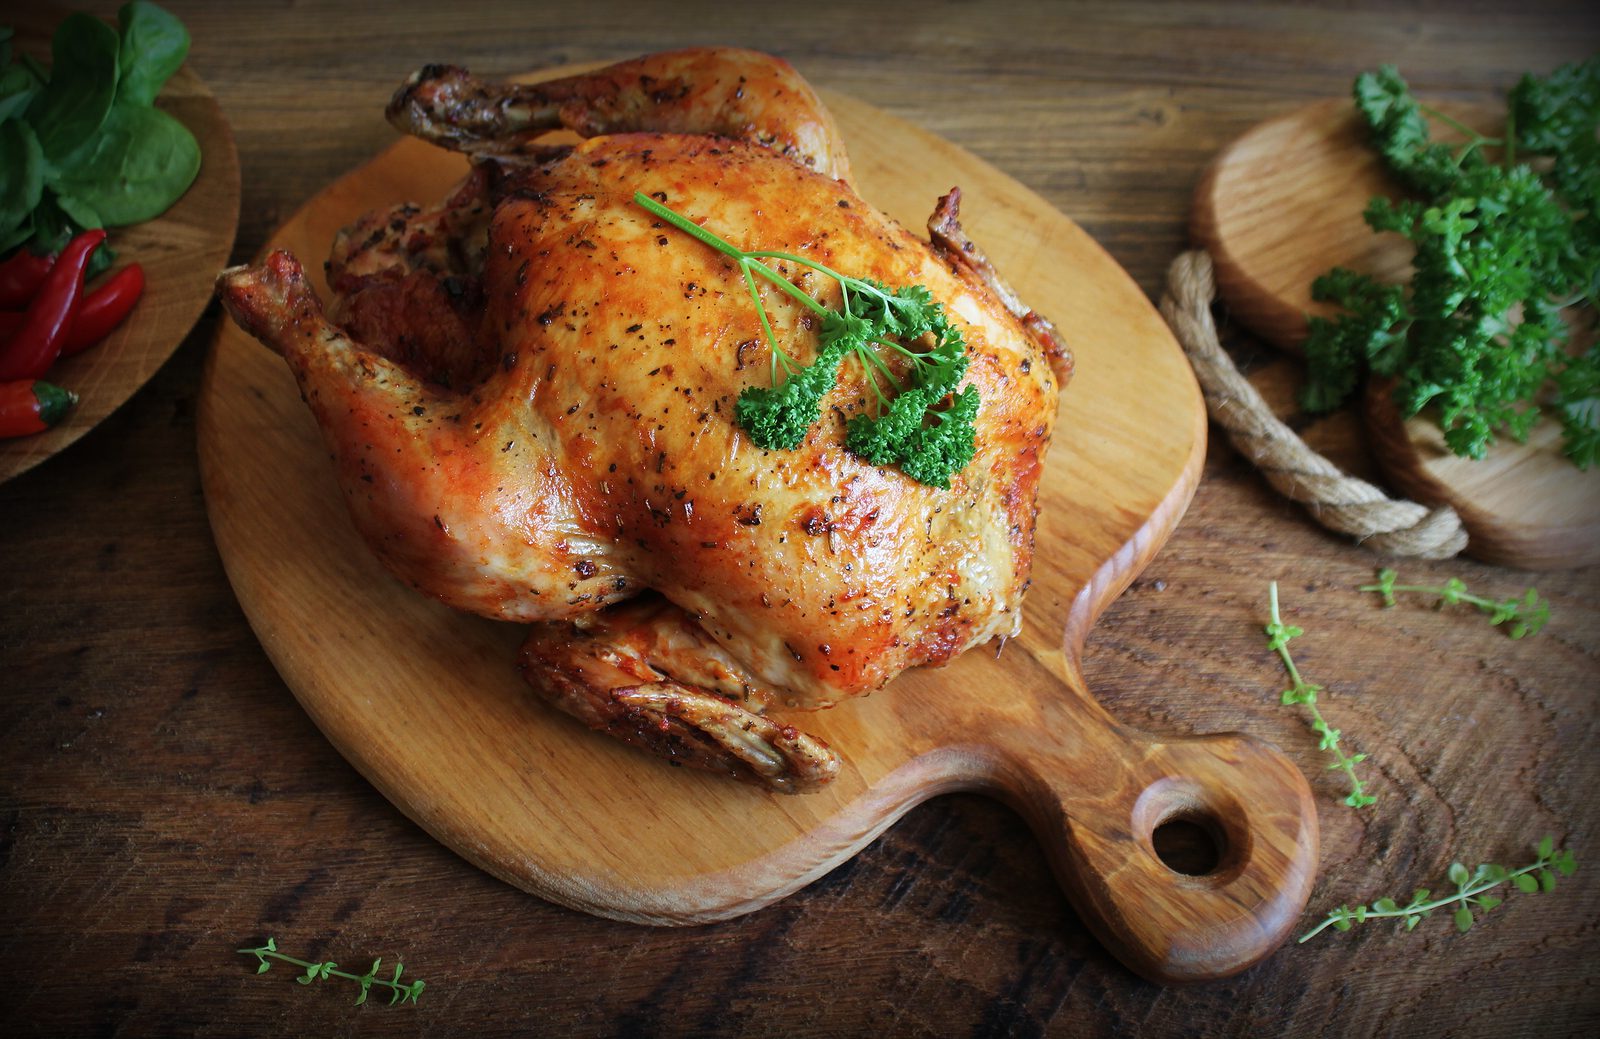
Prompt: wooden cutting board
<box><xmin>197</xmin><ymin>75</ymin><xmax>1318</xmax><ymax>984</ymax></box>
<box><xmin>1192</xmin><ymin>98</ymin><xmax>1600</xmax><ymax>569</ymax></box>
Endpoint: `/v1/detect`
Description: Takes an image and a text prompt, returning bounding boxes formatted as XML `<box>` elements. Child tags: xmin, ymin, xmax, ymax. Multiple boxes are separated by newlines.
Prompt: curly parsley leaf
<box><xmin>732</xmin><ymin>339</ymin><xmax>847</xmax><ymax>451</ymax></box>
<box><xmin>1302</xmin><ymin>60</ymin><xmax>1600</xmax><ymax>467</ymax></box>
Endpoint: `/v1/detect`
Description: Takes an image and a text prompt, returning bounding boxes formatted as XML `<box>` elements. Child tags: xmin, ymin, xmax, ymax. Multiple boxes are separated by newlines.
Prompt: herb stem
<box><xmin>633</xmin><ymin>192</ymin><xmax>828</xmax><ymax>317</ymax></box>
<box><xmin>1297</xmin><ymin>837</ymin><xmax>1577</xmax><ymax>942</ymax></box>
<box><xmin>237</xmin><ymin>937</ymin><xmax>425</xmax><ymax>1005</ymax></box>
<box><xmin>1298</xmin><ymin>861</ymin><xmax>1544</xmax><ymax>941</ymax></box>
<box><xmin>1266</xmin><ymin>582</ymin><xmax>1376</xmax><ymax>809</ymax></box>
<box><xmin>1417</xmin><ymin>102</ymin><xmax>1501</xmax><ymax>148</ymax></box>
<box><xmin>1360</xmin><ymin>568</ymin><xmax>1548</xmax><ymax>638</ymax></box>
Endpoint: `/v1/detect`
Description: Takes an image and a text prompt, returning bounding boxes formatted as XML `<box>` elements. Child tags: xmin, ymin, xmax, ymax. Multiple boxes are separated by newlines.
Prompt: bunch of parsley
<box><xmin>1301</xmin><ymin>60</ymin><xmax>1600</xmax><ymax>468</ymax></box>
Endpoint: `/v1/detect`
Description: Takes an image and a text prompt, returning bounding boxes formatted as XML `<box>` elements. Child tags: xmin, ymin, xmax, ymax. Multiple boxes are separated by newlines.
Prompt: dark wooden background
<box><xmin>3</xmin><ymin>1</ymin><xmax>1597</xmax><ymax>1035</ymax></box>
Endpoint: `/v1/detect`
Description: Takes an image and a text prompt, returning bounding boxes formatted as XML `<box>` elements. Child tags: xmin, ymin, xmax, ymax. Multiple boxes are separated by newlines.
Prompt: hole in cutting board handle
<box><xmin>1152</xmin><ymin>817</ymin><xmax>1222</xmax><ymax>876</ymax></box>
<box><xmin>1132</xmin><ymin>776</ymin><xmax>1251</xmax><ymax>884</ymax></box>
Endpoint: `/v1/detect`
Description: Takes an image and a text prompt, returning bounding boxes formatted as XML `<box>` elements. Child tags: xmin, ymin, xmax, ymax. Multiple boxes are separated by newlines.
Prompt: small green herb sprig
<box><xmin>1266</xmin><ymin>582</ymin><xmax>1377</xmax><ymax>808</ymax></box>
<box><xmin>633</xmin><ymin>191</ymin><xmax>978</xmax><ymax>488</ymax></box>
<box><xmin>237</xmin><ymin>937</ymin><xmax>425</xmax><ymax>1005</ymax></box>
<box><xmin>1300</xmin><ymin>836</ymin><xmax>1577</xmax><ymax>941</ymax></box>
<box><xmin>1362</xmin><ymin>567</ymin><xmax>1549</xmax><ymax>638</ymax></box>
<box><xmin>1302</xmin><ymin>60</ymin><xmax>1600</xmax><ymax>467</ymax></box>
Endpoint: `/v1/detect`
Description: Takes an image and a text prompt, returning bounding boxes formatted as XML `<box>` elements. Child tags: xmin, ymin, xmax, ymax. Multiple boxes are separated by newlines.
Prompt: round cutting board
<box><xmin>198</xmin><ymin>73</ymin><xmax>1317</xmax><ymax>984</ymax></box>
<box><xmin>1192</xmin><ymin>98</ymin><xmax>1600</xmax><ymax>569</ymax></box>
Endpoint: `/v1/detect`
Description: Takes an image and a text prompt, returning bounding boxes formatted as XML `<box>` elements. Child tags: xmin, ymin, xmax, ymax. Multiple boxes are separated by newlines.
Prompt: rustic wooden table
<box><xmin>3</xmin><ymin>2</ymin><xmax>1596</xmax><ymax>1035</ymax></box>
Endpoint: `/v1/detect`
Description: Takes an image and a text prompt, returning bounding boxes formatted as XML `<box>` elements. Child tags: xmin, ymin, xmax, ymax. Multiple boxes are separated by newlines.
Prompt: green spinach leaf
<box><xmin>47</xmin><ymin>101</ymin><xmax>199</xmax><ymax>225</ymax></box>
<box><xmin>116</xmin><ymin>1</ymin><xmax>188</xmax><ymax>106</ymax></box>
<box><xmin>28</xmin><ymin>12</ymin><xmax>120</xmax><ymax>161</ymax></box>
<box><xmin>0</xmin><ymin>64</ymin><xmax>44</xmax><ymax>123</ymax></box>
<box><xmin>0</xmin><ymin>118</ymin><xmax>44</xmax><ymax>242</ymax></box>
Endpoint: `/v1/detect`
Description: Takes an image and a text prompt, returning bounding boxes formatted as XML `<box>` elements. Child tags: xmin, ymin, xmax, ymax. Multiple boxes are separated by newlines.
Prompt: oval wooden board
<box><xmin>1</xmin><ymin>10</ymin><xmax>242</xmax><ymax>484</ymax></box>
<box><xmin>198</xmin><ymin>77</ymin><xmax>1319</xmax><ymax>983</ymax></box>
<box><xmin>1192</xmin><ymin>98</ymin><xmax>1600</xmax><ymax>569</ymax></box>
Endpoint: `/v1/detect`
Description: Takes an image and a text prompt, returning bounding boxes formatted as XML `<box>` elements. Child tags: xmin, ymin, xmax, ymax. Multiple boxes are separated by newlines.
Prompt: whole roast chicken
<box><xmin>216</xmin><ymin>49</ymin><xmax>1070</xmax><ymax>793</ymax></box>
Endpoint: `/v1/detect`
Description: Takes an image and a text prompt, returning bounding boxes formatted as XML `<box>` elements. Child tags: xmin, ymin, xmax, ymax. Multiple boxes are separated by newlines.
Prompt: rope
<box><xmin>1158</xmin><ymin>250</ymin><xmax>1468</xmax><ymax>559</ymax></box>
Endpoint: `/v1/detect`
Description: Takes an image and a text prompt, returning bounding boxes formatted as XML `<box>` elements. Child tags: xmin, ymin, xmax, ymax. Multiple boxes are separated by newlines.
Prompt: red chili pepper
<box><xmin>61</xmin><ymin>263</ymin><xmax>145</xmax><ymax>356</ymax></box>
<box><xmin>0</xmin><ymin>379</ymin><xmax>77</xmax><ymax>438</ymax></box>
<box><xmin>0</xmin><ymin>229</ymin><xmax>105</xmax><ymax>382</ymax></box>
<box><xmin>0</xmin><ymin>250</ymin><xmax>56</xmax><ymax>309</ymax></box>
<box><xmin>0</xmin><ymin>264</ymin><xmax>148</xmax><ymax>356</ymax></box>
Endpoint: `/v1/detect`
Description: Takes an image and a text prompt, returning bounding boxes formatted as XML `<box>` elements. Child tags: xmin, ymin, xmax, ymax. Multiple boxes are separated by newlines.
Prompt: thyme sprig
<box><xmin>1300</xmin><ymin>836</ymin><xmax>1578</xmax><ymax>941</ymax></box>
<box><xmin>237</xmin><ymin>936</ymin><xmax>426</xmax><ymax>1005</ymax></box>
<box><xmin>1361</xmin><ymin>567</ymin><xmax>1549</xmax><ymax>638</ymax></box>
<box><xmin>1266</xmin><ymin>582</ymin><xmax>1377</xmax><ymax>808</ymax></box>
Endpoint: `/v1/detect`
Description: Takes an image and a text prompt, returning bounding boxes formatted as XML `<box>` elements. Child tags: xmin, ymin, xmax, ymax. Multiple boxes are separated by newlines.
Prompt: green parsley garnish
<box><xmin>1301</xmin><ymin>60</ymin><xmax>1600</xmax><ymax>468</ymax></box>
<box><xmin>634</xmin><ymin>191</ymin><xmax>979</xmax><ymax>488</ymax></box>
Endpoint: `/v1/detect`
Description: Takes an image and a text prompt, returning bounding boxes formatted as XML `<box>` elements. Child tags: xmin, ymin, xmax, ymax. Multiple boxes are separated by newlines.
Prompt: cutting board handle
<box><xmin>995</xmin><ymin>695</ymin><xmax>1319</xmax><ymax>983</ymax></box>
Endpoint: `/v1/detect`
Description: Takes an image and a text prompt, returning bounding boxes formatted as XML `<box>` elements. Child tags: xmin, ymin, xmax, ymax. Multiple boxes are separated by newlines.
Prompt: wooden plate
<box><xmin>198</xmin><ymin>74</ymin><xmax>1318</xmax><ymax>983</ymax></box>
<box><xmin>1</xmin><ymin>14</ymin><xmax>242</xmax><ymax>484</ymax></box>
<box><xmin>1192</xmin><ymin>99</ymin><xmax>1600</xmax><ymax>569</ymax></box>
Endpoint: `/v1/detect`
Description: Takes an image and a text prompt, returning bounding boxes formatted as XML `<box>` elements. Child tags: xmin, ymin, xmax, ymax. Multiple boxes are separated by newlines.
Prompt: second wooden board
<box><xmin>1192</xmin><ymin>98</ymin><xmax>1600</xmax><ymax>569</ymax></box>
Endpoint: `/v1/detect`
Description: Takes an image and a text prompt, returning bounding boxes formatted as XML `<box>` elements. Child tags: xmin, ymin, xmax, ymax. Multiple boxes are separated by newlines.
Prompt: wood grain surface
<box><xmin>2</xmin><ymin>2</ymin><xmax>1597</xmax><ymax>1036</ymax></box>
<box><xmin>0</xmin><ymin>13</ymin><xmax>241</xmax><ymax>484</ymax></box>
<box><xmin>1191</xmin><ymin>99</ymin><xmax>1600</xmax><ymax>570</ymax></box>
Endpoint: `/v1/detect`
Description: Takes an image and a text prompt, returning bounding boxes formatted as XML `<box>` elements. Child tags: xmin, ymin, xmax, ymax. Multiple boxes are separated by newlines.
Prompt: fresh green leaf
<box><xmin>734</xmin><ymin>339</ymin><xmax>846</xmax><ymax>450</ymax></box>
<box><xmin>1454</xmin><ymin>907</ymin><xmax>1474</xmax><ymax>932</ymax></box>
<box><xmin>0</xmin><ymin>118</ymin><xmax>44</xmax><ymax>242</ymax></box>
<box><xmin>0</xmin><ymin>59</ymin><xmax>45</xmax><ymax>122</ymax></box>
<box><xmin>46</xmin><ymin>100</ymin><xmax>199</xmax><ymax>225</ymax></box>
<box><xmin>28</xmin><ymin>12</ymin><xmax>121</xmax><ymax>161</ymax></box>
<box><xmin>49</xmin><ymin>186</ymin><xmax>101</xmax><ymax>230</ymax></box>
<box><xmin>115</xmin><ymin>1</ymin><xmax>189</xmax><ymax>107</ymax></box>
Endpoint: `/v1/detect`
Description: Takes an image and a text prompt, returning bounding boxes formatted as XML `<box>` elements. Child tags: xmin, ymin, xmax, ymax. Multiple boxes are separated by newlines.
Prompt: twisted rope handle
<box><xmin>1159</xmin><ymin>250</ymin><xmax>1467</xmax><ymax>559</ymax></box>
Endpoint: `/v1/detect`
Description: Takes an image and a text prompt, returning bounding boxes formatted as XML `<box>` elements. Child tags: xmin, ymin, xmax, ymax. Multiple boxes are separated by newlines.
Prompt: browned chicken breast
<box><xmin>216</xmin><ymin>49</ymin><xmax>1069</xmax><ymax>793</ymax></box>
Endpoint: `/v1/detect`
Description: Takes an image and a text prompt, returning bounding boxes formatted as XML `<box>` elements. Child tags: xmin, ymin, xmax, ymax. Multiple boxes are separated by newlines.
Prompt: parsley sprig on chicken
<box><xmin>635</xmin><ymin>191</ymin><xmax>979</xmax><ymax>487</ymax></box>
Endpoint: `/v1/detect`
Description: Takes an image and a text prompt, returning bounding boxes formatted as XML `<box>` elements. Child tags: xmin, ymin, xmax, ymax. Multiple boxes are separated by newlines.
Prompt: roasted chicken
<box><xmin>215</xmin><ymin>49</ymin><xmax>1069</xmax><ymax>792</ymax></box>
